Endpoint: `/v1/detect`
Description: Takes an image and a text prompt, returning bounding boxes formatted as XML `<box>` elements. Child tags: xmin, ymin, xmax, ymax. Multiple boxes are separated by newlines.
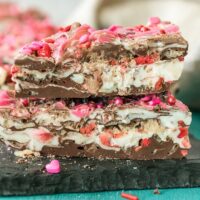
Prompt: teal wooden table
<box><xmin>0</xmin><ymin>112</ymin><xmax>199</xmax><ymax>200</ymax></box>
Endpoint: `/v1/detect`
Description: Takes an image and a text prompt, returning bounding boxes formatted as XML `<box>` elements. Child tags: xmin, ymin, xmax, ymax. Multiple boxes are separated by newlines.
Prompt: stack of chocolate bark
<box><xmin>0</xmin><ymin>17</ymin><xmax>192</xmax><ymax>160</ymax></box>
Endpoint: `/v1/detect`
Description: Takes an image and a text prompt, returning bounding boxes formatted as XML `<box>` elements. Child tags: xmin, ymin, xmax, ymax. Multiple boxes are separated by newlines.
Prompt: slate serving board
<box><xmin>0</xmin><ymin>135</ymin><xmax>200</xmax><ymax>196</ymax></box>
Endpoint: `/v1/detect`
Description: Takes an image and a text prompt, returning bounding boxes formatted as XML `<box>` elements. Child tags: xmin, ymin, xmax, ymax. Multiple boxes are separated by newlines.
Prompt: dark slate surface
<box><xmin>0</xmin><ymin>136</ymin><xmax>200</xmax><ymax>196</ymax></box>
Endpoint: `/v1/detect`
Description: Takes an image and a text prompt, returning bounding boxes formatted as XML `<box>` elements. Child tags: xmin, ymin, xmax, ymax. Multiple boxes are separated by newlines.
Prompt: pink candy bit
<box><xmin>164</xmin><ymin>24</ymin><xmax>179</xmax><ymax>33</ymax></box>
<box><xmin>121</xmin><ymin>192</ymin><xmax>139</xmax><ymax>200</ymax></box>
<box><xmin>175</xmin><ymin>100</ymin><xmax>188</xmax><ymax>112</ymax></box>
<box><xmin>45</xmin><ymin>160</ymin><xmax>61</xmax><ymax>174</ymax></box>
<box><xmin>113</xmin><ymin>97</ymin><xmax>123</xmax><ymax>106</ymax></box>
<box><xmin>0</xmin><ymin>90</ymin><xmax>13</xmax><ymax>106</ymax></box>
<box><xmin>20</xmin><ymin>46</ymin><xmax>32</xmax><ymax>55</ymax></box>
<box><xmin>140</xmin><ymin>95</ymin><xmax>152</xmax><ymax>102</ymax></box>
<box><xmin>167</xmin><ymin>94</ymin><xmax>176</xmax><ymax>106</ymax></box>
<box><xmin>71</xmin><ymin>104</ymin><xmax>93</xmax><ymax>118</ymax></box>
<box><xmin>29</xmin><ymin>41</ymin><xmax>44</xmax><ymax>51</ymax></box>
<box><xmin>148</xmin><ymin>96</ymin><xmax>161</xmax><ymax>106</ymax></box>
<box><xmin>147</xmin><ymin>17</ymin><xmax>161</xmax><ymax>26</ymax></box>
<box><xmin>54</xmin><ymin>101</ymin><xmax>65</xmax><ymax>109</ymax></box>
<box><xmin>79</xmin><ymin>34</ymin><xmax>89</xmax><ymax>44</ymax></box>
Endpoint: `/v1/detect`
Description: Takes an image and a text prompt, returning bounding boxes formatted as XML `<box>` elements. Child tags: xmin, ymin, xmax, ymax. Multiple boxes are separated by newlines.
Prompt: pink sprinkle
<box><xmin>114</xmin><ymin>97</ymin><xmax>123</xmax><ymax>106</ymax></box>
<box><xmin>108</xmin><ymin>25</ymin><xmax>119</xmax><ymax>32</ymax></box>
<box><xmin>71</xmin><ymin>104</ymin><xmax>92</xmax><ymax>118</ymax></box>
<box><xmin>175</xmin><ymin>100</ymin><xmax>188</xmax><ymax>112</ymax></box>
<box><xmin>141</xmin><ymin>95</ymin><xmax>152</xmax><ymax>102</ymax></box>
<box><xmin>21</xmin><ymin>47</ymin><xmax>32</xmax><ymax>55</ymax></box>
<box><xmin>54</xmin><ymin>101</ymin><xmax>65</xmax><ymax>109</ymax></box>
<box><xmin>147</xmin><ymin>17</ymin><xmax>161</xmax><ymax>26</ymax></box>
<box><xmin>45</xmin><ymin>160</ymin><xmax>61</xmax><ymax>174</ymax></box>
<box><xmin>96</xmin><ymin>102</ymin><xmax>104</xmax><ymax>109</ymax></box>
<box><xmin>29</xmin><ymin>41</ymin><xmax>44</xmax><ymax>51</ymax></box>
<box><xmin>88</xmin><ymin>27</ymin><xmax>95</xmax><ymax>33</ymax></box>
<box><xmin>32</xmin><ymin>129</ymin><xmax>53</xmax><ymax>143</ymax></box>
<box><xmin>79</xmin><ymin>34</ymin><xmax>89</xmax><ymax>44</ymax></box>
<box><xmin>148</xmin><ymin>96</ymin><xmax>161</xmax><ymax>106</ymax></box>
<box><xmin>164</xmin><ymin>24</ymin><xmax>179</xmax><ymax>33</ymax></box>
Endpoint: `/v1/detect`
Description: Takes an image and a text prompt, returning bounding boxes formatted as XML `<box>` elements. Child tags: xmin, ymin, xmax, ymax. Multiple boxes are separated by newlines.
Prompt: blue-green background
<box><xmin>0</xmin><ymin>112</ymin><xmax>199</xmax><ymax>200</ymax></box>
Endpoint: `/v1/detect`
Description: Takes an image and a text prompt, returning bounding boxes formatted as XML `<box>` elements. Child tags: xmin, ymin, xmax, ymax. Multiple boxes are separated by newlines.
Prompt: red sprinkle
<box><xmin>167</xmin><ymin>95</ymin><xmax>176</xmax><ymax>105</ymax></box>
<box><xmin>121</xmin><ymin>192</ymin><xmax>139</xmax><ymax>200</ymax></box>
<box><xmin>178</xmin><ymin>127</ymin><xmax>188</xmax><ymax>138</ymax></box>
<box><xmin>71</xmin><ymin>104</ymin><xmax>92</xmax><ymax>118</ymax></box>
<box><xmin>79</xmin><ymin>34</ymin><xmax>89</xmax><ymax>44</ymax></box>
<box><xmin>37</xmin><ymin>43</ymin><xmax>52</xmax><ymax>57</ymax></box>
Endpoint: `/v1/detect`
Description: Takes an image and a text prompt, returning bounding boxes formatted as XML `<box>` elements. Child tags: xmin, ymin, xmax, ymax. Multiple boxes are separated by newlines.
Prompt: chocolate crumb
<box><xmin>153</xmin><ymin>188</ymin><xmax>160</xmax><ymax>194</ymax></box>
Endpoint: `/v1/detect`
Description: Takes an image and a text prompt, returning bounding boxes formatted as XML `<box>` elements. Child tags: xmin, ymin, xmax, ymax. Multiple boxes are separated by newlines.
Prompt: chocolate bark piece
<box><xmin>13</xmin><ymin>17</ymin><xmax>188</xmax><ymax>98</ymax></box>
<box><xmin>0</xmin><ymin>92</ymin><xmax>192</xmax><ymax>159</ymax></box>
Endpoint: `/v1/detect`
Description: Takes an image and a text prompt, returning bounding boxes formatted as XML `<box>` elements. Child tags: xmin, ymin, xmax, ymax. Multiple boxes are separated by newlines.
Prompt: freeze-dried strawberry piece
<box><xmin>167</xmin><ymin>95</ymin><xmax>176</xmax><ymax>105</ymax></box>
<box><xmin>140</xmin><ymin>138</ymin><xmax>151</xmax><ymax>147</ymax></box>
<box><xmin>99</xmin><ymin>132</ymin><xmax>112</xmax><ymax>146</ymax></box>
<box><xmin>178</xmin><ymin>127</ymin><xmax>188</xmax><ymax>138</ymax></box>
<box><xmin>155</xmin><ymin>77</ymin><xmax>164</xmax><ymax>90</ymax></box>
<box><xmin>80</xmin><ymin>122</ymin><xmax>96</xmax><ymax>136</ymax></box>
<box><xmin>32</xmin><ymin>129</ymin><xmax>53</xmax><ymax>143</ymax></box>
<box><xmin>98</xmin><ymin>32</ymin><xmax>116</xmax><ymax>43</ymax></box>
<box><xmin>180</xmin><ymin>150</ymin><xmax>188</xmax><ymax>157</ymax></box>
<box><xmin>74</xmin><ymin>25</ymin><xmax>90</xmax><ymax>40</ymax></box>
<box><xmin>113</xmin><ymin>132</ymin><xmax>125</xmax><ymax>138</ymax></box>
<box><xmin>0</xmin><ymin>90</ymin><xmax>14</xmax><ymax>106</ymax></box>
<box><xmin>71</xmin><ymin>104</ymin><xmax>93</xmax><ymax>118</ymax></box>
<box><xmin>135</xmin><ymin>55</ymin><xmax>154</xmax><ymax>65</ymax></box>
<box><xmin>37</xmin><ymin>43</ymin><xmax>52</xmax><ymax>57</ymax></box>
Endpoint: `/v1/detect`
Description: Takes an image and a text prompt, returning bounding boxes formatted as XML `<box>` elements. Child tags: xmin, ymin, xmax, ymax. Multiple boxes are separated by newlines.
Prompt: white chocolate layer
<box><xmin>0</xmin><ymin>103</ymin><xmax>191</xmax><ymax>152</ymax></box>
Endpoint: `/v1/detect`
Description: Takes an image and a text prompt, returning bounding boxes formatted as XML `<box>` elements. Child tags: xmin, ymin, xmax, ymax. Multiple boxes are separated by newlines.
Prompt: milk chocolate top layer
<box><xmin>14</xmin><ymin>17</ymin><xmax>188</xmax><ymax>98</ymax></box>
